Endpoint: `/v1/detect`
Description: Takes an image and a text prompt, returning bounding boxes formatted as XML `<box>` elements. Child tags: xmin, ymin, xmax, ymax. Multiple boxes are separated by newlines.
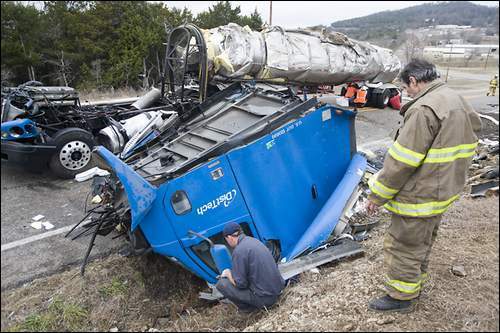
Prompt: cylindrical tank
<box><xmin>201</xmin><ymin>23</ymin><xmax>401</xmax><ymax>85</ymax></box>
<box><xmin>97</xmin><ymin>111</ymin><xmax>161</xmax><ymax>153</ymax></box>
<box><xmin>131</xmin><ymin>87</ymin><xmax>161</xmax><ymax>110</ymax></box>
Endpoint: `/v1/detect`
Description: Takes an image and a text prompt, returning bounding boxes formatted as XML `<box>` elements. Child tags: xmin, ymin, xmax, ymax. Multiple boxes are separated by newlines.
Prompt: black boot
<box><xmin>368</xmin><ymin>295</ymin><xmax>414</xmax><ymax>313</ymax></box>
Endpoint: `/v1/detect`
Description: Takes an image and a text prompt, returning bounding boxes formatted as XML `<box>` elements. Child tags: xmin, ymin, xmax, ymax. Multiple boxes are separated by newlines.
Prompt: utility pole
<box><xmin>269</xmin><ymin>1</ymin><xmax>272</xmax><ymax>26</ymax></box>
<box><xmin>445</xmin><ymin>43</ymin><xmax>453</xmax><ymax>83</ymax></box>
<box><xmin>484</xmin><ymin>47</ymin><xmax>496</xmax><ymax>69</ymax></box>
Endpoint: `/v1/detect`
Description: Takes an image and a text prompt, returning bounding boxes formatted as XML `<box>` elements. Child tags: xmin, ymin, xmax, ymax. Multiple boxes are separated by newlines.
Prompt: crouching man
<box><xmin>215</xmin><ymin>222</ymin><xmax>285</xmax><ymax>313</ymax></box>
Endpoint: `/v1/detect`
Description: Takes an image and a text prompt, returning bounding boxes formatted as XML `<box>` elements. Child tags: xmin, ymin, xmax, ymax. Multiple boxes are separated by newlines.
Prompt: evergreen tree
<box><xmin>0</xmin><ymin>1</ymin><xmax>263</xmax><ymax>88</ymax></box>
<box><xmin>240</xmin><ymin>8</ymin><xmax>264</xmax><ymax>31</ymax></box>
<box><xmin>195</xmin><ymin>1</ymin><xmax>242</xmax><ymax>29</ymax></box>
<box><xmin>1</xmin><ymin>1</ymin><xmax>43</xmax><ymax>84</ymax></box>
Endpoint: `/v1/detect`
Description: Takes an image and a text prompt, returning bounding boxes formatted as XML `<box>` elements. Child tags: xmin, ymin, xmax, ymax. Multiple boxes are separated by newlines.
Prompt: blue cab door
<box><xmin>162</xmin><ymin>156</ymin><xmax>258</xmax><ymax>277</ymax></box>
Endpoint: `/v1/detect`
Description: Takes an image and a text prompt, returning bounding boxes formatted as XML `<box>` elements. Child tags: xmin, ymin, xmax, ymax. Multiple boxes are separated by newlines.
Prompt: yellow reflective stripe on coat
<box><xmin>368</xmin><ymin>177</ymin><xmax>398</xmax><ymax>199</ymax></box>
<box><xmin>389</xmin><ymin>141</ymin><xmax>425</xmax><ymax>167</ymax></box>
<box><xmin>384</xmin><ymin>194</ymin><xmax>460</xmax><ymax>217</ymax></box>
<box><xmin>424</xmin><ymin>142</ymin><xmax>478</xmax><ymax>163</ymax></box>
<box><xmin>386</xmin><ymin>278</ymin><xmax>421</xmax><ymax>294</ymax></box>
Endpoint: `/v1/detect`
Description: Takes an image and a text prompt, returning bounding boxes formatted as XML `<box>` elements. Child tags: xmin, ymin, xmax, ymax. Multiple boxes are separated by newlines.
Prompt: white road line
<box><xmin>1</xmin><ymin>224</ymin><xmax>77</xmax><ymax>252</ymax></box>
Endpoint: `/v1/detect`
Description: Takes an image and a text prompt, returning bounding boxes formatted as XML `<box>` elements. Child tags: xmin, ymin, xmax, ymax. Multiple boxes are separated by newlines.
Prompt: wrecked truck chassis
<box><xmin>0</xmin><ymin>83</ymin><xmax>173</xmax><ymax>178</ymax></box>
<box><xmin>70</xmin><ymin>82</ymin><xmax>367</xmax><ymax>290</ymax></box>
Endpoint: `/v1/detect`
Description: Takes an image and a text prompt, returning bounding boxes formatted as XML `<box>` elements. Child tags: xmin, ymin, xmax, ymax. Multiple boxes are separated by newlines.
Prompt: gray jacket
<box><xmin>232</xmin><ymin>235</ymin><xmax>285</xmax><ymax>297</ymax></box>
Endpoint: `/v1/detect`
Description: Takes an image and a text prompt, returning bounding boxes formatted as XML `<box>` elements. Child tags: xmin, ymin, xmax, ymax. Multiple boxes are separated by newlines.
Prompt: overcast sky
<box><xmin>164</xmin><ymin>1</ymin><xmax>499</xmax><ymax>29</ymax></box>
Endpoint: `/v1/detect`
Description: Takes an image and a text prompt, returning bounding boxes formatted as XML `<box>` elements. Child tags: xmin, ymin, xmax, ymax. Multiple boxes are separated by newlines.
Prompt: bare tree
<box><xmin>156</xmin><ymin>51</ymin><xmax>162</xmax><ymax>80</ymax></box>
<box><xmin>1</xmin><ymin>66</ymin><xmax>14</xmax><ymax>87</ymax></box>
<box><xmin>59</xmin><ymin>50</ymin><xmax>69</xmax><ymax>86</ymax></box>
<box><xmin>19</xmin><ymin>36</ymin><xmax>36</xmax><ymax>81</ymax></box>
<box><xmin>404</xmin><ymin>32</ymin><xmax>424</xmax><ymax>63</ymax></box>
<box><xmin>43</xmin><ymin>51</ymin><xmax>72</xmax><ymax>86</ymax></box>
<box><xmin>91</xmin><ymin>59</ymin><xmax>103</xmax><ymax>89</ymax></box>
<box><xmin>463</xmin><ymin>54</ymin><xmax>473</xmax><ymax>67</ymax></box>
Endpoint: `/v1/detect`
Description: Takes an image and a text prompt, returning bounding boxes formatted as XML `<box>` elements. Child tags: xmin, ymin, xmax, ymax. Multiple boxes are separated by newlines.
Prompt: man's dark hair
<box><xmin>399</xmin><ymin>58</ymin><xmax>438</xmax><ymax>85</ymax></box>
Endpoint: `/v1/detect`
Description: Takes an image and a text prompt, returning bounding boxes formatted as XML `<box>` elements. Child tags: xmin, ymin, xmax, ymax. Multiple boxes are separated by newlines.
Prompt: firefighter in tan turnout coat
<box><xmin>487</xmin><ymin>74</ymin><xmax>497</xmax><ymax>96</ymax></box>
<box><xmin>366</xmin><ymin>59</ymin><xmax>482</xmax><ymax>313</ymax></box>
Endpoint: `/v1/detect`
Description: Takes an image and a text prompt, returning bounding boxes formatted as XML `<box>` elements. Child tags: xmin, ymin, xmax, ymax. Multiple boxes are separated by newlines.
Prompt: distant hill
<box><xmin>330</xmin><ymin>1</ymin><xmax>498</xmax><ymax>48</ymax></box>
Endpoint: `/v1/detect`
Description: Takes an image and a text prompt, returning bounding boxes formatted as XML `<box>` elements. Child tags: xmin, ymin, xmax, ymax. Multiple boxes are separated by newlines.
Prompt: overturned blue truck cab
<box><xmin>65</xmin><ymin>20</ymin><xmax>403</xmax><ymax>297</ymax></box>
<box><xmin>74</xmin><ymin>82</ymin><xmax>368</xmax><ymax>297</ymax></box>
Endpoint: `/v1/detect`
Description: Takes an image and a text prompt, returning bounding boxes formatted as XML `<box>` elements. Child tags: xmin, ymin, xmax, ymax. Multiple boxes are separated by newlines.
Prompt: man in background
<box><xmin>487</xmin><ymin>74</ymin><xmax>497</xmax><ymax>96</ymax></box>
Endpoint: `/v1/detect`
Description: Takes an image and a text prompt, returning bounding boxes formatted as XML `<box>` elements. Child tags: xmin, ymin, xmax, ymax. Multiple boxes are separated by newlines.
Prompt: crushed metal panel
<box><xmin>279</xmin><ymin>239</ymin><xmax>364</xmax><ymax>280</ymax></box>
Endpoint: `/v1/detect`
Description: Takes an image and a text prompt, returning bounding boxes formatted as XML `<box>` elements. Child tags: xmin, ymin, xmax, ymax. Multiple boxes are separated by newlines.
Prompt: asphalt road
<box><xmin>0</xmin><ymin>163</ymin><xmax>125</xmax><ymax>290</ymax></box>
<box><xmin>1</xmin><ymin>74</ymin><xmax>498</xmax><ymax>291</ymax></box>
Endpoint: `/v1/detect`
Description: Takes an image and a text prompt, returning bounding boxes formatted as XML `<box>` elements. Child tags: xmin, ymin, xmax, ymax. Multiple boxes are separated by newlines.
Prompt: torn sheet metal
<box><xmin>203</xmin><ymin>23</ymin><xmax>401</xmax><ymax>85</ymax></box>
<box><xmin>478</xmin><ymin>113</ymin><xmax>499</xmax><ymax>126</ymax></box>
<box><xmin>471</xmin><ymin>180</ymin><xmax>499</xmax><ymax>197</ymax></box>
<box><xmin>69</xmin><ymin>85</ymin><xmax>370</xmax><ymax>283</ymax></box>
<box><xmin>468</xmin><ymin>138</ymin><xmax>499</xmax><ymax>197</ymax></box>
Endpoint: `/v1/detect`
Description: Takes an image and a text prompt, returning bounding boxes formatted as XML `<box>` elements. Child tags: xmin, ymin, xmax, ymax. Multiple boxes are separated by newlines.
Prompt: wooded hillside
<box><xmin>331</xmin><ymin>1</ymin><xmax>498</xmax><ymax>46</ymax></box>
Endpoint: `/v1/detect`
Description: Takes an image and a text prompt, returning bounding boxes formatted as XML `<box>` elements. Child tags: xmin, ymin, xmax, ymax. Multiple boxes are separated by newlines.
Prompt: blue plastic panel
<box><xmin>1</xmin><ymin>119</ymin><xmax>40</xmax><ymax>140</ymax></box>
<box><xmin>286</xmin><ymin>153</ymin><xmax>366</xmax><ymax>260</ymax></box>
<box><xmin>210</xmin><ymin>244</ymin><xmax>233</xmax><ymax>273</ymax></box>
<box><xmin>95</xmin><ymin>146</ymin><xmax>156</xmax><ymax>231</ymax></box>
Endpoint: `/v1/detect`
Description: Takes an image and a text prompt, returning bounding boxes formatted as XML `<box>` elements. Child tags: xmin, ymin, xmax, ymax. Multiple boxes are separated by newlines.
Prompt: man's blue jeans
<box><xmin>215</xmin><ymin>278</ymin><xmax>278</xmax><ymax>312</ymax></box>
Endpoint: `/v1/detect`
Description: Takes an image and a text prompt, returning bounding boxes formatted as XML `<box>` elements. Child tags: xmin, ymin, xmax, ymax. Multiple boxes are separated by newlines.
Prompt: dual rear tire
<box><xmin>372</xmin><ymin>89</ymin><xmax>392</xmax><ymax>109</ymax></box>
<box><xmin>48</xmin><ymin>128</ymin><xmax>95</xmax><ymax>179</ymax></box>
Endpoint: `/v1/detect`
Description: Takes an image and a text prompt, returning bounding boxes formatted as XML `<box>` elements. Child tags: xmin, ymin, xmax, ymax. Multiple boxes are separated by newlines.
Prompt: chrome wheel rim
<box><xmin>59</xmin><ymin>140</ymin><xmax>91</xmax><ymax>170</ymax></box>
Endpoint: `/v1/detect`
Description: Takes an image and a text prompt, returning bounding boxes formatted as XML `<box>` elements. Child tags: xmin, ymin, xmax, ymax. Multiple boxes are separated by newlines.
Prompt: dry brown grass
<box><xmin>78</xmin><ymin>87</ymin><xmax>146</xmax><ymax>103</ymax></box>
<box><xmin>242</xmin><ymin>195</ymin><xmax>499</xmax><ymax>332</ymax></box>
<box><xmin>1</xmin><ymin>196</ymin><xmax>498</xmax><ymax>332</ymax></box>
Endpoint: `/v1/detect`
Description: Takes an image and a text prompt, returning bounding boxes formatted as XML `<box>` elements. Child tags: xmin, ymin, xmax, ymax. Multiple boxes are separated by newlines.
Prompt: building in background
<box><xmin>423</xmin><ymin>44</ymin><xmax>498</xmax><ymax>61</ymax></box>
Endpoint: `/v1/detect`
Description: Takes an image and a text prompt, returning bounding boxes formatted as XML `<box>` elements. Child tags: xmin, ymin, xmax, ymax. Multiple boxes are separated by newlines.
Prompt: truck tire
<box><xmin>374</xmin><ymin>89</ymin><xmax>392</xmax><ymax>109</ymax></box>
<box><xmin>340</xmin><ymin>86</ymin><xmax>347</xmax><ymax>96</ymax></box>
<box><xmin>48</xmin><ymin>128</ymin><xmax>95</xmax><ymax>179</ymax></box>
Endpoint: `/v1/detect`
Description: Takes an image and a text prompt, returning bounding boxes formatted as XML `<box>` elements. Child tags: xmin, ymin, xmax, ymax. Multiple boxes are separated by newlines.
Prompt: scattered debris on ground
<box><xmin>466</xmin><ymin>106</ymin><xmax>499</xmax><ymax>198</ymax></box>
<box><xmin>476</xmin><ymin>102</ymin><xmax>499</xmax><ymax>142</ymax></box>
<box><xmin>2</xmin><ymin>195</ymin><xmax>497</xmax><ymax>332</ymax></box>
<box><xmin>31</xmin><ymin>215</ymin><xmax>45</xmax><ymax>222</ymax></box>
